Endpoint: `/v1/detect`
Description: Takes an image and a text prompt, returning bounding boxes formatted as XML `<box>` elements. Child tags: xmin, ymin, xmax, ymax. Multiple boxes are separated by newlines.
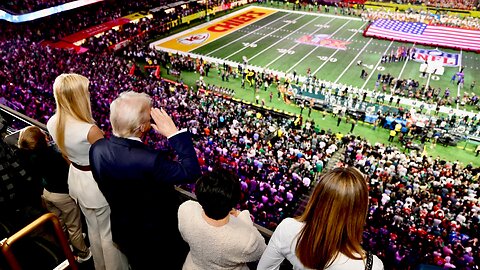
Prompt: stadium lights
<box><xmin>0</xmin><ymin>0</ymin><xmax>104</xmax><ymax>23</ymax></box>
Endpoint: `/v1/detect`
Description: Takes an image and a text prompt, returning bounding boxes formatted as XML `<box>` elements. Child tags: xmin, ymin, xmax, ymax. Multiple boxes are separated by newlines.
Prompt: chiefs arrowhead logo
<box><xmin>177</xmin><ymin>33</ymin><xmax>210</xmax><ymax>45</ymax></box>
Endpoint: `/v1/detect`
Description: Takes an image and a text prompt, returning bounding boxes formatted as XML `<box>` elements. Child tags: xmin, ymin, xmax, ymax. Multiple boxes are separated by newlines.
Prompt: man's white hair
<box><xmin>110</xmin><ymin>91</ymin><xmax>152</xmax><ymax>138</ymax></box>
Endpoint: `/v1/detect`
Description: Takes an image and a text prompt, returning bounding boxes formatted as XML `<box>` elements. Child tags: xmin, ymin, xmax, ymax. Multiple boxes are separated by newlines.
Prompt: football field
<box><xmin>151</xmin><ymin>6</ymin><xmax>480</xmax><ymax>109</ymax></box>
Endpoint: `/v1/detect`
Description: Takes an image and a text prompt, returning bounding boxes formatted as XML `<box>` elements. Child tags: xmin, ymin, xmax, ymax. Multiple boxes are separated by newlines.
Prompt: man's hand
<box><xmin>150</xmin><ymin>108</ymin><xmax>178</xmax><ymax>138</ymax></box>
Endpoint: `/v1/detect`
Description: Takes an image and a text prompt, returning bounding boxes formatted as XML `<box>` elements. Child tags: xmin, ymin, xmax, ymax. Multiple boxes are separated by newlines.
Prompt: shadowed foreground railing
<box><xmin>1</xmin><ymin>213</ymin><xmax>78</xmax><ymax>270</ymax></box>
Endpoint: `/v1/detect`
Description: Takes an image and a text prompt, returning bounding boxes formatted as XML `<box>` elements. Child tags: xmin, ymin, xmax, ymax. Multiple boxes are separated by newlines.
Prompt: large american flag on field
<box><xmin>364</xmin><ymin>19</ymin><xmax>480</xmax><ymax>52</ymax></box>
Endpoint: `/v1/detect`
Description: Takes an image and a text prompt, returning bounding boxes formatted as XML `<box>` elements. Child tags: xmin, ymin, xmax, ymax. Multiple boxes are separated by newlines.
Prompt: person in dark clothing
<box><xmin>17</xmin><ymin>126</ymin><xmax>91</xmax><ymax>263</ymax></box>
<box><xmin>341</xmin><ymin>134</ymin><xmax>350</xmax><ymax>147</ymax></box>
<box><xmin>0</xmin><ymin>128</ymin><xmax>44</xmax><ymax>231</ymax></box>
<box><xmin>90</xmin><ymin>91</ymin><xmax>201</xmax><ymax>270</ymax></box>
<box><xmin>360</xmin><ymin>69</ymin><xmax>366</xmax><ymax>79</ymax></box>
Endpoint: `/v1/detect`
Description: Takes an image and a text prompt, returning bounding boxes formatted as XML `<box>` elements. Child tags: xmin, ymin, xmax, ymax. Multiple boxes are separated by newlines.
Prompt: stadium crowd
<box><xmin>1</xmin><ymin>0</ymin><xmax>74</xmax><ymax>14</ymax></box>
<box><xmin>2</xmin><ymin>30</ymin><xmax>480</xmax><ymax>267</ymax></box>
<box><xmin>1</xmin><ymin>0</ymin><xmax>478</xmax><ymax>17</ymax></box>
<box><xmin>393</xmin><ymin>0</ymin><xmax>479</xmax><ymax>11</ymax></box>
<box><xmin>342</xmin><ymin>135</ymin><xmax>480</xmax><ymax>269</ymax></box>
<box><xmin>0</xmin><ymin>0</ymin><xmax>181</xmax><ymax>43</ymax></box>
<box><xmin>0</xmin><ymin>28</ymin><xmax>335</xmax><ymax>230</ymax></box>
<box><xmin>1</xmin><ymin>0</ymin><xmax>480</xmax><ymax>269</ymax></box>
<box><xmin>361</xmin><ymin>8</ymin><xmax>480</xmax><ymax>29</ymax></box>
<box><xmin>0</xmin><ymin>0</ymin><xmax>170</xmax><ymax>15</ymax></box>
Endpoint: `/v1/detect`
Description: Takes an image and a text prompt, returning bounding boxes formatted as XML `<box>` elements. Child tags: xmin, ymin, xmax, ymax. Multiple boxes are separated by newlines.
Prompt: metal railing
<box><xmin>1</xmin><ymin>102</ymin><xmax>275</xmax><ymax>264</ymax></box>
<box><xmin>1</xmin><ymin>213</ymin><xmax>77</xmax><ymax>270</ymax></box>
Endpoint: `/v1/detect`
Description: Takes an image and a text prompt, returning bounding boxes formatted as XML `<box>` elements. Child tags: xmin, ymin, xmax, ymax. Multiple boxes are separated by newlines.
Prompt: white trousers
<box><xmin>80</xmin><ymin>205</ymin><xmax>129</xmax><ymax>270</ymax></box>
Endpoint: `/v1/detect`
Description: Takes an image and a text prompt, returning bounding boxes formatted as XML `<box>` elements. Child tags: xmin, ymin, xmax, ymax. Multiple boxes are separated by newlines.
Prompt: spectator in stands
<box><xmin>46</xmin><ymin>73</ymin><xmax>128</xmax><ymax>270</ymax></box>
<box><xmin>0</xmin><ymin>119</ymin><xmax>44</xmax><ymax>229</ymax></box>
<box><xmin>16</xmin><ymin>126</ymin><xmax>91</xmax><ymax>263</ymax></box>
<box><xmin>178</xmin><ymin>168</ymin><xmax>267</xmax><ymax>269</ymax></box>
<box><xmin>89</xmin><ymin>91</ymin><xmax>201</xmax><ymax>269</ymax></box>
<box><xmin>257</xmin><ymin>167</ymin><xmax>384</xmax><ymax>270</ymax></box>
<box><xmin>2</xmin><ymin>0</ymin><xmax>74</xmax><ymax>14</ymax></box>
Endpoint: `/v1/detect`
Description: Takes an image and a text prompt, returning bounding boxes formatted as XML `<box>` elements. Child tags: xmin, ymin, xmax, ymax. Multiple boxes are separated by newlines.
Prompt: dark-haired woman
<box><xmin>178</xmin><ymin>168</ymin><xmax>266</xmax><ymax>269</ymax></box>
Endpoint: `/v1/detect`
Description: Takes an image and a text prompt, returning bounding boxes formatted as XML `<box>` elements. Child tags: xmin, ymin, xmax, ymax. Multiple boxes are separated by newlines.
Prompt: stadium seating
<box><xmin>1</xmin><ymin>1</ymin><xmax>479</xmax><ymax>269</ymax></box>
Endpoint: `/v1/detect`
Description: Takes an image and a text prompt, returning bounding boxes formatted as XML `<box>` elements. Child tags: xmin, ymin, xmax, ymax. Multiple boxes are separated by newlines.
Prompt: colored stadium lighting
<box><xmin>0</xmin><ymin>0</ymin><xmax>104</xmax><ymax>23</ymax></box>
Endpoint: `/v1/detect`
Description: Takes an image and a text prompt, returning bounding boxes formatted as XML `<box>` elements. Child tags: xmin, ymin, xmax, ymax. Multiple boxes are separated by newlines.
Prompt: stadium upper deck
<box><xmin>1</xmin><ymin>1</ymin><xmax>480</xmax><ymax>269</ymax></box>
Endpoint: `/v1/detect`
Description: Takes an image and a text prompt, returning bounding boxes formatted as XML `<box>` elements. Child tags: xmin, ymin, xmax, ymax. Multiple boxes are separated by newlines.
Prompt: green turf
<box><xmin>153</xmin><ymin>6</ymin><xmax>480</xmax><ymax>166</ymax></box>
<box><xmin>161</xmin><ymin>66</ymin><xmax>480</xmax><ymax>167</ymax></box>
<box><xmin>180</xmin><ymin>7</ymin><xmax>479</xmax><ymax>116</ymax></box>
<box><xmin>177</xmin><ymin>7</ymin><xmax>480</xmax><ymax>110</ymax></box>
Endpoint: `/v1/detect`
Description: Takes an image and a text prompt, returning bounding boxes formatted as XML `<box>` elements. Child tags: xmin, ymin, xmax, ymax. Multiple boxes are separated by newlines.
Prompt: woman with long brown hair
<box><xmin>257</xmin><ymin>167</ymin><xmax>384</xmax><ymax>270</ymax></box>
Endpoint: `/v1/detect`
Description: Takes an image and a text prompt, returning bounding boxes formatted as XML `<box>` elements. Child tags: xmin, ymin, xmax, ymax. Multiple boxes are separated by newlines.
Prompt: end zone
<box><xmin>150</xmin><ymin>6</ymin><xmax>277</xmax><ymax>53</ymax></box>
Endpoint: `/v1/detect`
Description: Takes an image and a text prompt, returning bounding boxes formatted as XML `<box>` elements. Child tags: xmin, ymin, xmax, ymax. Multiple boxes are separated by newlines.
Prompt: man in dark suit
<box><xmin>89</xmin><ymin>91</ymin><xmax>201</xmax><ymax>269</ymax></box>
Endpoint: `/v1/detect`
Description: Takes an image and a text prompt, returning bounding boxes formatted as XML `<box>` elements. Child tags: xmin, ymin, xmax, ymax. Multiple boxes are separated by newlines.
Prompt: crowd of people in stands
<box><xmin>395</xmin><ymin>0</ymin><xmax>479</xmax><ymax>10</ymax></box>
<box><xmin>2</xmin><ymin>0</ymin><xmax>478</xmax><ymax>15</ymax></box>
<box><xmin>1</xmin><ymin>0</ymin><xmax>480</xmax><ymax>269</ymax></box>
<box><xmin>0</xmin><ymin>28</ymin><xmax>335</xmax><ymax>231</ymax></box>
<box><xmin>361</xmin><ymin>8</ymin><xmax>480</xmax><ymax>29</ymax></box>
<box><xmin>0</xmin><ymin>0</ymin><xmax>170</xmax><ymax>15</ymax></box>
<box><xmin>341</xmin><ymin>135</ymin><xmax>480</xmax><ymax>269</ymax></box>
<box><xmin>1</xmin><ymin>0</ymin><xmax>74</xmax><ymax>14</ymax></box>
<box><xmin>80</xmin><ymin>4</ymin><xmax>209</xmax><ymax>54</ymax></box>
<box><xmin>177</xmin><ymin>90</ymin><xmax>340</xmax><ymax>229</ymax></box>
<box><xmin>82</xmin><ymin>18</ymin><xmax>154</xmax><ymax>53</ymax></box>
<box><xmin>0</xmin><ymin>0</ymin><xmax>180</xmax><ymax>43</ymax></box>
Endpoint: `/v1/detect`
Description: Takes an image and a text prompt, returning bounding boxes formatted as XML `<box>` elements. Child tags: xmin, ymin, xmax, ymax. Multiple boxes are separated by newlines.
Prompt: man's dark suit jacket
<box><xmin>89</xmin><ymin>132</ymin><xmax>201</xmax><ymax>269</ymax></box>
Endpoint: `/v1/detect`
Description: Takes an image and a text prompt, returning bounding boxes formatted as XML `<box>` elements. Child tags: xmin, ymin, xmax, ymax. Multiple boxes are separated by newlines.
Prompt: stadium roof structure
<box><xmin>0</xmin><ymin>0</ymin><xmax>104</xmax><ymax>23</ymax></box>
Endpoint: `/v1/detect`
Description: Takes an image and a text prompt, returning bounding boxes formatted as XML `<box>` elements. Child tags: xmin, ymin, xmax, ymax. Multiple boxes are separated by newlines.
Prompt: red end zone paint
<box><xmin>207</xmin><ymin>11</ymin><xmax>266</xmax><ymax>32</ymax></box>
<box><xmin>152</xmin><ymin>7</ymin><xmax>277</xmax><ymax>52</ymax></box>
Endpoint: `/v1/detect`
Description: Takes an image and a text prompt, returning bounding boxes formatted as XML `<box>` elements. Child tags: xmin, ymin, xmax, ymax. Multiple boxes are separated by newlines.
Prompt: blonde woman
<box><xmin>46</xmin><ymin>73</ymin><xmax>128</xmax><ymax>270</ymax></box>
<box><xmin>257</xmin><ymin>167</ymin><xmax>384</xmax><ymax>270</ymax></box>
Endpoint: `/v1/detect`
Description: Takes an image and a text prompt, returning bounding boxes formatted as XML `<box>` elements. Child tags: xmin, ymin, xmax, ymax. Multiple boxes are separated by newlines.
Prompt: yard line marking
<box><xmin>223</xmin><ymin>14</ymin><xmax>307</xmax><ymax>59</ymax></box>
<box><xmin>393</xmin><ymin>45</ymin><xmax>412</xmax><ymax>92</ymax></box>
<box><xmin>264</xmin><ymin>18</ymin><xmax>339</xmax><ymax>68</ymax></box>
<box><xmin>205</xmin><ymin>12</ymin><xmax>292</xmax><ymax>56</ymax></box>
<box><xmin>262</xmin><ymin>17</ymin><xmax>340</xmax><ymax>67</ymax></box>
<box><xmin>360</xmin><ymin>40</ymin><xmax>394</xmax><ymax>90</ymax></box>
<box><xmin>287</xmin><ymin>20</ymin><xmax>363</xmax><ymax>74</ymax></box>
<box><xmin>310</xmin><ymin>21</ymin><xmax>367</xmax><ymax>76</ymax></box>
<box><xmin>425</xmin><ymin>72</ymin><xmax>432</xmax><ymax>97</ymax></box>
<box><xmin>397</xmin><ymin>49</ymin><xmax>410</xmax><ymax>79</ymax></box>
<box><xmin>457</xmin><ymin>49</ymin><xmax>463</xmax><ymax>110</ymax></box>
<box><xmin>248</xmin><ymin>16</ymin><xmax>330</xmax><ymax>62</ymax></box>
<box><xmin>333</xmin><ymin>37</ymin><xmax>373</xmax><ymax>84</ymax></box>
